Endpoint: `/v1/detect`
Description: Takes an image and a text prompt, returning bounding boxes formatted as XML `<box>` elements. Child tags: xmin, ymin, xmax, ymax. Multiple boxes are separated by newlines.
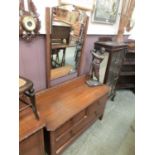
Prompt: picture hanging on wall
<box><xmin>92</xmin><ymin>0</ymin><xmax>120</xmax><ymax>24</ymax></box>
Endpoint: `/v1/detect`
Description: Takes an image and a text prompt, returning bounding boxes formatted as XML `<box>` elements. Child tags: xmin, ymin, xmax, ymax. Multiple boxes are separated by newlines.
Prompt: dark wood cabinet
<box><xmin>116</xmin><ymin>40</ymin><xmax>135</xmax><ymax>91</ymax></box>
<box><xmin>94</xmin><ymin>41</ymin><xmax>127</xmax><ymax>100</ymax></box>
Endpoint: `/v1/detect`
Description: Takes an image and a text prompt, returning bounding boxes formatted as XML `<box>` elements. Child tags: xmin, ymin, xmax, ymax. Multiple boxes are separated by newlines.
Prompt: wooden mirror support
<box><xmin>45</xmin><ymin>6</ymin><xmax>89</xmax><ymax>88</ymax></box>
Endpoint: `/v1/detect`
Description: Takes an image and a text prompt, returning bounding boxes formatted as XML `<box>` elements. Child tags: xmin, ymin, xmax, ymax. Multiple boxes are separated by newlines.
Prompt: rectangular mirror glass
<box><xmin>45</xmin><ymin>5</ymin><xmax>88</xmax><ymax>85</ymax></box>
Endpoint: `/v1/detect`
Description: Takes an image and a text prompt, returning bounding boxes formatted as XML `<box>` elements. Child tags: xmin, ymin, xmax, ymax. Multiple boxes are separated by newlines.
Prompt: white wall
<box><xmin>28</xmin><ymin>0</ymin><xmax>134</xmax><ymax>36</ymax></box>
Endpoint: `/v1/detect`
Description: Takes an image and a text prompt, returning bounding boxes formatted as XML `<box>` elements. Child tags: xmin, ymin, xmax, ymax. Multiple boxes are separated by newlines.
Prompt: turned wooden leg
<box><xmin>99</xmin><ymin>114</ymin><xmax>103</xmax><ymax>120</ymax></box>
<box><xmin>111</xmin><ymin>94</ymin><xmax>116</xmax><ymax>101</ymax></box>
<box><xmin>29</xmin><ymin>88</ymin><xmax>39</xmax><ymax>120</ymax></box>
<box><xmin>25</xmin><ymin>87</ymin><xmax>39</xmax><ymax>120</ymax></box>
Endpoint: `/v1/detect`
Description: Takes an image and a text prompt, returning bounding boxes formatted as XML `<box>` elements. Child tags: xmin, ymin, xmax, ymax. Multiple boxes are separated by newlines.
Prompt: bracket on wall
<box><xmin>19</xmin><ymin>0</ymin><xmax>41</xmax><ymax>41</ymax></box>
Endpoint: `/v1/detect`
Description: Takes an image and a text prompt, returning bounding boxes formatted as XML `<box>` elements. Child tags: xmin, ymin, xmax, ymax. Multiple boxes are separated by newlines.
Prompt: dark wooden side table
<box><xmin>19</xmin><ymin>76</ymin><xmax>39</xmax><ymax>119</ymax></box>
<box><xmin>94</xmin><ymin>41</ymin><xmax>128</xmax><ymax>100</ymax></box>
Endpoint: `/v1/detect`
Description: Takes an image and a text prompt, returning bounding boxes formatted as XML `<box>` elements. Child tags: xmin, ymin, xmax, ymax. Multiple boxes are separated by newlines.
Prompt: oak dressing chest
<box><xmin>36</xmin><ymin>76</ymin><xmax>110</xmax><ymax>155</ymax></box>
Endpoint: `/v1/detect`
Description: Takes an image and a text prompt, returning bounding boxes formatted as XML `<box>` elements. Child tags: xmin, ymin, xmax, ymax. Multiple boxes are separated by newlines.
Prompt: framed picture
<box><xmin>92</xmin><ymin>0</ymin><xmax>120</xmax><ymax>24</ymax></box>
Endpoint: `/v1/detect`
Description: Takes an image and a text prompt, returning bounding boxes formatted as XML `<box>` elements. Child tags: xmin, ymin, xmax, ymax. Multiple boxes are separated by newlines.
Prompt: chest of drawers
<box><xmin>36</xmin><ymin>76</ymin><xmax>110</xmax><ymax>155</ymax></box>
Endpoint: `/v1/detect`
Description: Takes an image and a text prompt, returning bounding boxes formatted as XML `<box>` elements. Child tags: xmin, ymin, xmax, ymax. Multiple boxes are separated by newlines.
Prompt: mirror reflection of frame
<box><xmin>45</xmin><ymin>6</ymin><xmax>89</xmax><ymax>88</ymax></box>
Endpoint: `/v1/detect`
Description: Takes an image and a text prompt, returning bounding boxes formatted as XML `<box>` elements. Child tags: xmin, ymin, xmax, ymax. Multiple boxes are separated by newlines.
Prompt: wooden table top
<box><xmin>36</xmin><ymin>76</ymin><xmax>110</xmax><ymax>131</ymax></box>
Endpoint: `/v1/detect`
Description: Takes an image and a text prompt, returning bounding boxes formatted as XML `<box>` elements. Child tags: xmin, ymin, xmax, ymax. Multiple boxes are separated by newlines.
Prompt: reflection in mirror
<box><xmin>50</xmin><ymin>5</ymin><xmax>88</xmax><ymax>81</ymax></box>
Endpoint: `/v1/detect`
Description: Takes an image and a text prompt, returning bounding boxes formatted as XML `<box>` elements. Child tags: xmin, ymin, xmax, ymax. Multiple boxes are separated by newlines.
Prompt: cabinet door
<box><xmin>106</xmin><ymin>50</ymin><xmax>125</xmax><ymax>86</ymax></box>
<box><xmin>20</xmin><ymin>129</ymin><xmax>45</xmax><ymax>155</ymax></box>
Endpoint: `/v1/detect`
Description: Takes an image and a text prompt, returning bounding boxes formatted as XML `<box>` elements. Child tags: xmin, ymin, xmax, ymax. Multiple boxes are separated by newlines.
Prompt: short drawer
<box><xmin>88</xmin><ymin>101</ymin><xmax>100</xmax><ymax>114</ymax></box>
<box><xmin>88</xmin><ymin>97</ymin><xmax>107</xmax><ymax>117</ymax></box>
<box><xmin>55</xmin><ymin>119</ymin><xmax>73</xmax><ymax>138</ymax></box>
<box><xmin>55</xmin><ymin>109</ymin><xmax>87</xmax><ymax>138</ymax></box>
<box><xmin>72</xmin><ymin>109</ymin><xmax>87</xmax><ymax>124</ymax></box>
<box><xmin>56</xmin><ymin>130</ymin><xmax>73</xmax><ymax>149</ymax></box>
<box><xmin>72</xmin><ymin>115</ymin><xmax>89</xmax><ymax>135</ymax></box>
<box><xmin>55</xmin><ymin>116</ymin><xmax>88</xmax><ymax>149</ymax></box>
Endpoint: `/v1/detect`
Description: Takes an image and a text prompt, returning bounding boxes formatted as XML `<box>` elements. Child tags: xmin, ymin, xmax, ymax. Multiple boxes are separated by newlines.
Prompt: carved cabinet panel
<box><xmin>116</xmin><ymin>39</ymin><xmax>135</xmax><ymax>91</ymax></box>
<box><xmin>94</xmin><ymin>41</ymin><xmax>127</xmax><ymax>100</ymax></box>
<box><xmin>106</xmin><ymin>49</ymin><xmax>125</xmax><ymax>85</ymax></box>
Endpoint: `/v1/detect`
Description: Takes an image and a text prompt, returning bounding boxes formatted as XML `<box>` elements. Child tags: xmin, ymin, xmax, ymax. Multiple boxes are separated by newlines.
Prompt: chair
<box><xmin>19</xmin><ymin>76</ymin><xmax>39</xmax><ymax>119</ymax></box>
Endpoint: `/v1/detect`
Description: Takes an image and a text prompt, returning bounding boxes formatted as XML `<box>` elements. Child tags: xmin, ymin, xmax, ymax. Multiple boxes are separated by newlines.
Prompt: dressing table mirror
<box><xmin>45</xmin><ymin>5</ymin><xmax>89</xmax><ymax>87</ymax></box>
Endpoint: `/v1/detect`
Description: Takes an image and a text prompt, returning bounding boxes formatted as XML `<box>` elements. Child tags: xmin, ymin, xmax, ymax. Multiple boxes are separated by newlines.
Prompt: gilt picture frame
<box><xmin>92</xmin><ymin>0</ymin><xmax>120</xmax><ymax>24</ymax></box>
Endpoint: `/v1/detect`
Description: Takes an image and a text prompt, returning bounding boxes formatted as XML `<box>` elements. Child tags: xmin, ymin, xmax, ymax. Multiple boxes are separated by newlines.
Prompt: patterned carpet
<box><xmin>62</xmin><ymin>90</ymin><xmax>135</xmax><ymax>155</ymax></box>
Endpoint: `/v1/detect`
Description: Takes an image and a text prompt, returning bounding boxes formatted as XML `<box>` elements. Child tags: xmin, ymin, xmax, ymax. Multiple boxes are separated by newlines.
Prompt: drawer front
<box><xmin>88</xmin><ymin>101</ymin><xmax>103</xmax><ymax>116</ymax></box>
<box><xmin>73</xmin><ymin>109</ymin><xmax>87</xmax><ymax>124</ymax></box>
<box><xmin>72</xmin><ymin>116</ymin><xmax>89</xmax><ymax>135</ymax></box>
<box><xmin>55</xmin><ymin>110</ymin><xmax>88</xmax><ymax>149</ymax></box>
<box><xmin>55</xmin><ymin>119</ymin><xmax>73</xmax><ymax>138</ymax></box>
<box><xmin>88</xmin><ymin>96</ymin><xmax>107</xmax><ymax>117</ymax></box>
<box><xmin>55</xmin><ymin>116</ymin><xmax>88</xmax><ymax>150</ymax></box>
<box><xmin>56</xmin><ymin>130</ymin><xmax>73</xmax><ymax>149</ymax></box>
<box><xmin>55</xmin><ymin>109</ymin><xmax>87</xmax><ymax>138</ymax></box>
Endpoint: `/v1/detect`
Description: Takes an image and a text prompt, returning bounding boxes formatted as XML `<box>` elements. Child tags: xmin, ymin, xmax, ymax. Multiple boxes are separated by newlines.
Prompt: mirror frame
<box><xmin>45</xmin><ymin>7</ymin><xmax>89</xmax><ymax>88</ymax></box>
